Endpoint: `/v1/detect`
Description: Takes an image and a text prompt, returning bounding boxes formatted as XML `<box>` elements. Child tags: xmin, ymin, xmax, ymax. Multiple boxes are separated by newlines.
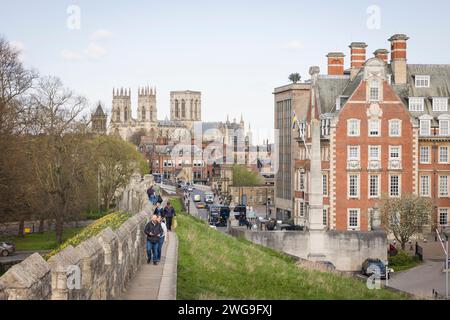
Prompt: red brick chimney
<box><xmin>326</xmin><ymin>52</ymin><xmax>345</xmax><ymax>75</ymax></box>
<box><xmin>349</xmin><ymin>42</ymin><xmax>368</xmax><ymax>79</ymax></box>
<box><xmin>373</xmin><ymin>49</ymin><xmax>389</xmax><ymax>64</ymax></box>
<box><xmin>388</xmin><ymin>34</ymin><xmax>409</xmax><ymax>84</ymax></box>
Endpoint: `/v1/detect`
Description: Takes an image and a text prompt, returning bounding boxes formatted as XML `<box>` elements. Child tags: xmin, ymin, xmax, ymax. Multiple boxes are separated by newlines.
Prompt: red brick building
<box><xmin>275</xmin><ymin>34</ymin><xmax>450</xmax><ymax>233</ymax></box>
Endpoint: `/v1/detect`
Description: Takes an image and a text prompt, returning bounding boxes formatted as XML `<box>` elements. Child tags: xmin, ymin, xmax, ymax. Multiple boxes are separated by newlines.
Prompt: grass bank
<box><xmin>173</xmin><ymin>198</ymin><xmax>407</xmax><ymax>300</ymax></box>
<box><xmin>45</xmin><ymin>211</ymin><xmax>131</xmax><ymax>259</ymax></box>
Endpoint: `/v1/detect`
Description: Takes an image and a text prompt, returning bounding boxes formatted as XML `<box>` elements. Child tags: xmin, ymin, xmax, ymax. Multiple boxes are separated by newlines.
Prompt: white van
<box><xmin>194</xmin><ymin>194</ymin><xmax>201</xmax><ymax>202</ymax></box>
<box><xmin>204</xmin><ymin>192</ymin><xmax>214</xmax><ymax>204</ymax></box>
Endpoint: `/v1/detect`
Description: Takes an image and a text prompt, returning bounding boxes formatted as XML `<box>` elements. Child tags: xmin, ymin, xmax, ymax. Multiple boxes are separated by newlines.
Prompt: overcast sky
<box><xmin>1</xmin><ymin>0</ymin><xmax>450</xmax><ymax>143</ymax></box>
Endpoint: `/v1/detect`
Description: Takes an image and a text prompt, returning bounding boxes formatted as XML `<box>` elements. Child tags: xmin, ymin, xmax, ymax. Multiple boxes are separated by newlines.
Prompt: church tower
<box><xmin>138</xmin><ymin>86</ymin><xmax>157</xmax><ymax>124</ymax></box>
<box><xmin>111</xmin><ymin>88</ymin><xmax>132</xmax><ymax>123</ymax></box>
<box><xmin>91</xmin><ymin>103</ymin><xmax>107</xmax><ymax>135</ymax></box>
<box><xmin>170</xmin><ymin>90</ymin><xmax>201</xmax><ymax>123</ymax></box>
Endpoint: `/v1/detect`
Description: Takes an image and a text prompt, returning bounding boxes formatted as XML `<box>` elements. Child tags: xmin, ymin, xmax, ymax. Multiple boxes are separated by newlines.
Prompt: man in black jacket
<box><xmin>144</xmin><ymin>215</ymin><xmax>163</xmax><ymax>265</ymax></box>
<box><xmin>163</xmin><ymin>201</ymin><xmax>176</xmax><ymax>231</ymax></box>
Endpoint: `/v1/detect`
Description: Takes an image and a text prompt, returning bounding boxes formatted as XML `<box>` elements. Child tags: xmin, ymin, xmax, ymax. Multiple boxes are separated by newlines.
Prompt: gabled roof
<box><xmin>93</xmin><ymin>104</ymin><xmax>106</xmax><ymax>117</ymax></box>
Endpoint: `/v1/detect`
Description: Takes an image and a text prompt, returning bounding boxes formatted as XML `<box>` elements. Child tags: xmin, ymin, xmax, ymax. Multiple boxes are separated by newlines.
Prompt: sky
<box><xmin>1</xmin><ymin>0</ymin><xmax>450</xmax><ymax>143</ymax></box>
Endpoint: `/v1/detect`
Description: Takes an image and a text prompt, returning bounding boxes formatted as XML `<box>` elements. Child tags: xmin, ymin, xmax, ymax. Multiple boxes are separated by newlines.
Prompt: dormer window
<box><xmin>433</xmin><ymin>98</ymin><xmax>448</xmax><ymax>112</ymax></box>
<box><xmin>369</xmin><ymin>80</ymin><xmax>379</xmax><ymax>102</ymax></box>
<box><xmin>415</xmin><ymin>75</ymin><xmax>430</xmax><ymax>88</ymax></box>
<box><xmin>409</xmin><ymin>97</ymin><xmax>425</xmax><ymax>112</ymax></box>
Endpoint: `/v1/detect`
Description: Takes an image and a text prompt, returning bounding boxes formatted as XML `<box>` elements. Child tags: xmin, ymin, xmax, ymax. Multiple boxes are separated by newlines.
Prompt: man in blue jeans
<box><xmin>144</xmin><ymin>214</ymin><xmax>163</xmax><ymax>265</ymax></box>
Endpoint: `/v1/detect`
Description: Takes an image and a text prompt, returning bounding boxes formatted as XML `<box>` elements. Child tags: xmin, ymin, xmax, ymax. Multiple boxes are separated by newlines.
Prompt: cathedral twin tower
<box><xmin>109</xmin><ymin>87</ymin><xmax>202</xmax><ymax>140</ymax></box>
<box><xmin>111</xmin><ymin>86</ymin><xmax>157</xmax><ymax>124</ymax></box>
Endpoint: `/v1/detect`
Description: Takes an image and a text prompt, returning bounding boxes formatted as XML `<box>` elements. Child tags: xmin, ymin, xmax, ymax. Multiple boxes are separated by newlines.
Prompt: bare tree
<box><xmin>0</xmin><ymin>36</ymin><xmax>39</xmax><ymax>231</ymax></box>
<box><xmin>379</xmin><ymin>194</ymin><xmax>432</xmax><ymax>250</ymax></box>
<box><xmin>30</xmin><ymin>76</ymin><xmax>94</xmax><ymax>243</ymax></box>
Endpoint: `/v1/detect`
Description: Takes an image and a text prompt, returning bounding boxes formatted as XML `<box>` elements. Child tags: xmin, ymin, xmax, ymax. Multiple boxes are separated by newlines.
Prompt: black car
<box><xmin>362</xmin><ymin>258</ymin><xmax>390</xmax><ymax>279</ymax></box>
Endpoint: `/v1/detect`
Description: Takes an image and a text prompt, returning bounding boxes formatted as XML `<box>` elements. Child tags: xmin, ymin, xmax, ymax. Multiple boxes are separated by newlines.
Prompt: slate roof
<box><xmin>316</xmin><ymin>75</ymin><xmax>351</xmax><ymax>114</ymax></box>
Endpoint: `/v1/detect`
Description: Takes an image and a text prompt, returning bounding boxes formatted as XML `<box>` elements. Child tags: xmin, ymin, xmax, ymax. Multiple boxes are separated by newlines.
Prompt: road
<box><xmin>388</xmin><ymin>260</ymin><xmax>448</xmax><ymax>298</ymax></box>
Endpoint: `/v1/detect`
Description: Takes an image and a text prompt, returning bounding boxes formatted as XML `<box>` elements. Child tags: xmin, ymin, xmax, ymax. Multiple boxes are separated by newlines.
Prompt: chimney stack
<box><xmin>349</xmin><ymin>42</ymin><xmax>368</xmax><ymax>79</ymax></box>
<box><xmin>388</xmin><ymin>34</ymin><xmax>409</xmax><ymax>84</ymax></box>
<box><xmin>326</xmin><ymin>52</ymin><xmax>345</xmax><ymax>75</ymax></box>
<box><xmin>374</xmin><ymin>49</ymin><xmax>389</xmax><ymax>64</ymax></box>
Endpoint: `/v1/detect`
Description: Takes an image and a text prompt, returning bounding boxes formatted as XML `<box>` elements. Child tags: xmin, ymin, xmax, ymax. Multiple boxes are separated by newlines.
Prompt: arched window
<box><xmin>182</xmin><ymin>100</ymin><xmax>186</xmax><ymax>118</ymax></box>
<box><xmin>116</xmin><ymin>110</ymin><xmax>120</xmax><ymax>122</ymax></box>
<box><xmin>124</xmin><ymin>107</ymin><xmax>128</xmax><ymax>121</ymax></box>
<box><xmin>175</xmin><ymin>100</ymin><xmax>179</xmax><ymax>118</ymax></box>
<box><xmin>190</xmin><ymin>99</ymin><xmax>194</xmax><ymax>119</ymax></box>
<box><xmin>142</xmin><ymin>107</ymin><xmax>146</xmax><ymax>121</ymax></box>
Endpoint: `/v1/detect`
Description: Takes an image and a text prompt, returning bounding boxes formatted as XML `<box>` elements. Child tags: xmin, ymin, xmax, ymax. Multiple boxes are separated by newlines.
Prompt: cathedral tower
<box><xmin>138</xmin><ymin>86</ymin><xmax>157</xmax><ymax>123</ymax></box>
<box><xmin>111</xmin><ymin>88</ymin><xmax>132</xmax><ymax>123</ymax></box>
<box><xmin>170</xmin><ymin>90</ymin><xmax>201</xmax><ymax>123</ymax></box>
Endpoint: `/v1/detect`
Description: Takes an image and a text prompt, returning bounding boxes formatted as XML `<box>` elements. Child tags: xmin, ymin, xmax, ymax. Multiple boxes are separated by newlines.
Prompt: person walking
<box><xmin>163</xmin><ymin>201</ymin><xmax>176</xmax><ymax>231</ymax></box>
<box><xmin>144</xmin><ymin>214</ymin><xmax>163</xmax><ymax>265</ymax></box>
<box><xmin>157</xmin><ymin>216</ymin><xmax>168</xmax><ymax>262</ymax></box>
<box><xmin>154</xmin><ymin>202</ymin><xmax>163</xmax><ymax>216</ymax></box>
<box><xmin>147</xmin><ymin>186</ymin><xmax>156</xmax><ymax>205</ymax></box>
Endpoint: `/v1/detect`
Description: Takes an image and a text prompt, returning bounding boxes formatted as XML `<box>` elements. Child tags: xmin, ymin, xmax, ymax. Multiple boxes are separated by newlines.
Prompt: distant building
<box><xmin>274</xmin><ymin>34</ymin><xmax>450</xmax><ymax>233</ymax></box>
<box><xmin>91</xmin><ymin>103</ymin><xmax>107</xmax><ymax>135</ymax></box>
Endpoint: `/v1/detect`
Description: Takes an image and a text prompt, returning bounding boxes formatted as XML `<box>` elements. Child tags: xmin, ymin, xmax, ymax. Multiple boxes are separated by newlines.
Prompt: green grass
<box><xmin>173</xmin><ymin>197</ymin><xmax>408</xmax><ymax>300</ymax></box>
<box><xmin>0</xmin><ymin>227</ymin><xmax>85</xmax><ymax>251</ymax></box>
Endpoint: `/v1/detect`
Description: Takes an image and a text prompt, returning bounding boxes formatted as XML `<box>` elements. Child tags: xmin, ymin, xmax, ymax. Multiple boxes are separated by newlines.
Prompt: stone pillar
<box><xmin>307</xmin><ymin>113</ymin><xmax>326</xmax><ymax>261</ymax></box>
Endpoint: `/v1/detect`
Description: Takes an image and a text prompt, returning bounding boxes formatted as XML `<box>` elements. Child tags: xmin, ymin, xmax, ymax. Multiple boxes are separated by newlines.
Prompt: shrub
<box><xmin>389</xmin><ymin>250</ymin><xmax>419</xmax><ymax>266</ymax></box>
<box><xmin>45</xmin><ymin>211</ymin><xmax>131</xmax><ymax>260</ymax></box>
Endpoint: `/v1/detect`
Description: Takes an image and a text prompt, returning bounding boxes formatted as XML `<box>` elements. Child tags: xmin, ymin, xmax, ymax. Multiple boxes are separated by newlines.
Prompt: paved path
<box><xmin>120</xmin><ymin>232</ymin><xmax>178</xmax><ymax>300</ymax></box>
<box><xmin>388</xmin><ymin>260</ymin><xmax>448</xmax><ymax>298</ymax></box>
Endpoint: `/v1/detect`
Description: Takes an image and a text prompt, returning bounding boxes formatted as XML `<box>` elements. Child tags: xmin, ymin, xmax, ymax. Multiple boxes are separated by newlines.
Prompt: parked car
<box><xmin>362</xmin><ymin>258</ymin><xmax>390</xmax><ymax>279</ymax></box>
<box><xmin>0</xmin><ymin>242</ymin><xmax>15</xmax><ymax>257</ymax></box>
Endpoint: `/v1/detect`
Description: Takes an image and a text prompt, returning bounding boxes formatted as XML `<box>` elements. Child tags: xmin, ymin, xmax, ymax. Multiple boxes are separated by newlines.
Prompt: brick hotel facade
<box><xmin>274</xmin><ymin>34</ymin><xmax>450</xmax><ymax>233</ymax></box>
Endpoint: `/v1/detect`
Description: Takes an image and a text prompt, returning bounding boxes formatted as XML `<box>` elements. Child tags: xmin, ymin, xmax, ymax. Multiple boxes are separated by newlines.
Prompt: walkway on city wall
<box><xmin>120</xmin><ymin>229</ymin><xmax>178</xmax><ymax>300</ymax></box>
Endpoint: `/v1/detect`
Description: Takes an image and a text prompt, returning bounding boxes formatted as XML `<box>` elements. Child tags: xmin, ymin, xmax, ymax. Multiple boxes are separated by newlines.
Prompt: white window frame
<box><xmin>322</xmin><ymin>174</ymin><xmax>328</xmax><ymax>197</ymax></box>
<box><xmin>420</xmin><ymin>119</ymin><xmax>431</xmax><ymax>136</ymax></box>
<box><xmin>439</xmin><ymin>176</ymin><xmax>449</xmax><ymax>198</ymax></box>
<box><xmin>420</xmin><ymin>175</ymin><xmax>430</xmax><ymax>197</ymax></box>
<box><xmin>389</xmin><ymin>145</ymin><xmax>402</xmax><ymax>160</ymax></box>
<box><xmin>438</xmin><ymin>208</ymin><xmax>449</xmax><ymax>226</ymax></box>
<box><xmin>389</xmin><ymin>119</ymin><xmax>402</xmax><ymax>137</ymax></box>
<box><xmin>389</xmin><ymin>174</ymin><xmax>401</xmax><ymax>198</ymax></box>
<box><xmin>439</xmin><ymin>146</ymin><xmax>449</xmax><ymax>164</ymax></box>
<box><xmin>347</xmin><ymin>119</ymin><xmax>360</xmax><ymax>137</ymax></box>
<box><xmin>299</xmin><ymin>171</ymin><xmax>305</xmax><ymax>191</ymax></box>
<box><xmin>369</xmin><ymin>80</ymin><xmax>380</xmax><ymax>102</ymax></box>
<box><xmin>433</xmin><ymin>98</ymin><xmax>448</xmax><ymax>112</ymax></box>
<box><xmin>368</xmin><ymin>145</ymin><xmax>381</xmax><ymax>161</ymax></box>
<box><xmin>348</xmin><ymin>145</ymin><xmax>360</xmax><ymax>161</ymax></box>
<box><xmin>439</xmin><ymin>120</ymin><xmax>450</xmax><ymax>136</ymax></box>
<box><xmin>347</xmin><ymin>209</ymin><xmax>361</xmax><ymax>231</ymax></box>
<box><xmin>420</xmin><ymin>146</ymin><xmax>431</xmax><ymax>164</ymax></box>
<box><xmin>369</xmin><ymin>174</ymin><xmax>380</xmax><ymax>198</ymax></box>
<box><xmin>415</xmin><ymin>75</ymin><xmax>430</xmax><ymax>88</ymax></box>
<box><xmin>368</xmin><ymin>119</ymin><xmax>381</xmax><ymax>137</ymax></box>
<box><xmin>409</xmin><ymin>97</ymin><xmax>425</xmax><ymax>112</ymax></box>
<box><xmin>348</xmin><ymin>174</ymin><xmax>360</xmax><ymax>199</ymax></box>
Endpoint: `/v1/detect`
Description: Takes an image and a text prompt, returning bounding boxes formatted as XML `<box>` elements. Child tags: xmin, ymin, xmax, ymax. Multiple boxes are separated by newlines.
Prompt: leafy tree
<box><xmin>288</xmin><ymin>73</ymin><xmax>301</xmax><ymax>84</ymax></box>
<box><xmin>379</xmin><ymin>194</ymin><xmax>432</xmax><ymax>250</ymax></box>
<box><xmin>93</xmin><ymin>136</ymin><xmax>149</xmax><ymax>212</ymax></box>
<box><xmin>129</xmin><ymin>129</ymin><xmax>147</xmax><ymax>146</ymax></box>
<box><xmin>232</xmin><ymin>165</ymin><xmax>263</xmax><ymax>187</ymax></box>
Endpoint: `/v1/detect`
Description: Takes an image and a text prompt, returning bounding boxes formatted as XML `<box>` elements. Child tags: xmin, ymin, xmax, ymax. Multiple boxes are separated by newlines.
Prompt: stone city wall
<box><xmin>229</xmin><ymin>228</ymin><xmax>387</xmax><ymax>272</ymax></box>
<box><xmin>0</xmin><ymin>175</ymin><xmax>153</xmax><ymax>300</ymax></box>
